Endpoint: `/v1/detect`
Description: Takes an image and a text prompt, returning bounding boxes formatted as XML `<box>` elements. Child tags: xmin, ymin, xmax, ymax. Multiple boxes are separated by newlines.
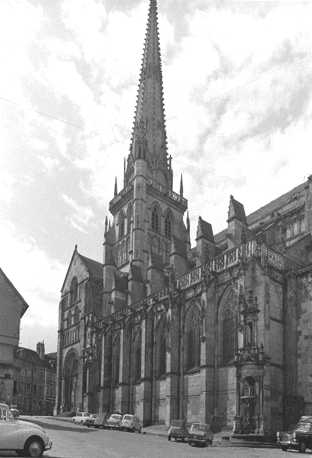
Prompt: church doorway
<box><xmin>240</xmin><ymin>376</ymin><xmax>257</xmax><ymax>434</ymax></box>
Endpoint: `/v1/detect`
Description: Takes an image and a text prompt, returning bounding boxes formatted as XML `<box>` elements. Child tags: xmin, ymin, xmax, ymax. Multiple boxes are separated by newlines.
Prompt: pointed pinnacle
<box><xmin>186</xmin><ymin>211</ymin><xmax>190</xmax><ymax>233</ymax></box>
<box><xmin>180</xmin><ymin>173</ymin><xmax>184</xmax><ymax>197</ymax></box>
<box><xmin>114</xmin><ymin>177</ymin><xmax>118</xmax><ymax>196</ymax></box>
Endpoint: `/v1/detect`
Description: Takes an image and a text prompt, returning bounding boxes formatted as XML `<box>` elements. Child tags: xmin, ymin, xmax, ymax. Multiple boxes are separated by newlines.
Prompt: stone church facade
<box><xmin>55</xmin><ymin>0</ymin><xmax>312</xmax><ymax>435</ymax></box>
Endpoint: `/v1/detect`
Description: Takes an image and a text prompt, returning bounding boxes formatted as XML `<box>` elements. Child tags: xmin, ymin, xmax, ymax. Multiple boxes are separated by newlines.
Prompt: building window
<box><xmin>70</xmin><ymin>277</ymin><xmax>78</xmax><ymax>305</ymax></box>
<box><xmin>184</xmin><ymin>305</ymin><xmax>201</xmax><ymax>371</ymax></box>
<box><xmin>127</xmin><ymin>204</ymin><xmax>132</xmax><ymax>233</ymax></box>
<box><xmin>151</xmin><ymin>206</ymin><xmax>160</xmax><ymax>233</ymax></box>
<box><xmin>164</xmin><ymin>212</ymin><xmax>172</xmax><ymax>239</ymax></box>
<box><xmin>132</xmin><ymin>329</ymin><xmax>141</xmax><ymax>383</ymax></box>
<box><xmin>222</xmin><ymin>311</ymin><xmax>235</xmax><ymax>365</ymax></box>
<box><xmin>112</xmin><ymin>334</ymin><xmax>120</xmax><ymax>387</ymax></box>
<box><xmin>156</xmin><ymin>318</ymin><xmax>167</xmax><ymax>377</ymax></box>
<box><xmin>118</xmin><ymin>211</ymin><xmax>125</xmax><ymax>239</ymax></box>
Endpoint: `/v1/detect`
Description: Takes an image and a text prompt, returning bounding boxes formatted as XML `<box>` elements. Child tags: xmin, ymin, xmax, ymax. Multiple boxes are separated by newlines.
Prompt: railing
<box><xmin>177</xmin><ymin>240</ymin><xmax>285</xmax><ymax>290</ymax></box>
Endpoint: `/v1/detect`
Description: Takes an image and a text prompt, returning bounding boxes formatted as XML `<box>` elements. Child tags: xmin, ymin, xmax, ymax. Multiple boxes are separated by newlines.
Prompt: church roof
<box><xmin>0</xmin><ymin>268</ymin><xmax>29</xmax><ymax>317</ymax></box>
<box><xmin>215</xmin><ymin>180</ymin><xmax>307</xmax><ymax>245</ymax></box>
<box><xmin>79</xmin><ymin>255</ymin><xmax>103</xmax><ymax>281</ymax></box>
<box><xmin>128</xmin><ymin>0</ymin><xmax>169</xmax><ymax>180</ymax></box>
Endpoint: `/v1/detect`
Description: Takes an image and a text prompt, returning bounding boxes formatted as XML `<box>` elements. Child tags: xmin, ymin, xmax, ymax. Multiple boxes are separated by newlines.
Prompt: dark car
<box><xmin>105</xmin><ymin>413</ymin><xmax>123</xmax><ymax>430</ymax></box>
<box><xmin>187</xmin><ymin>422</ymin><xmax>213</xmax><ymax>447</ymax></box>
<box><xmin>93</xmin><ymin>413</ymin><xmax>108</xmax><ymax>429</ymax></box>
<box><xmin>84</xmin><ymin>414</ymin><xmax>97</xmax><ymax>427</ymax></box>
<box><xmin>168</xmin><ymin>419</ymin><xmax>188</xmax><ymax>442</ymax></box>
<box><xmin>277</xmin><ymin>416</ymin><xmax>312</xmax><ymax>453</ymax></box>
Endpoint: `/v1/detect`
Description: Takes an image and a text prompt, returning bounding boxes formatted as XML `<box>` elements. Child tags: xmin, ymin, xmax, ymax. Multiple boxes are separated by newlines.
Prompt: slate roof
<box><xmin>79</xmin><ymin>255</ymin><xmax>103</xmax><ymax>280</ymax></box>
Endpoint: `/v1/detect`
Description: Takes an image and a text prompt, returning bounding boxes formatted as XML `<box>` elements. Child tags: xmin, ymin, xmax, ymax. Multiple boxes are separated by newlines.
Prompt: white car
<box><xmin>72</xmin><ymin>411</ymin><xmax>90</xmax><ymax>424</ymax></box>
<box><xmin>0</xmin><ymin>402</ymin><xmax>52</xmax><ymax>457</ymax></box>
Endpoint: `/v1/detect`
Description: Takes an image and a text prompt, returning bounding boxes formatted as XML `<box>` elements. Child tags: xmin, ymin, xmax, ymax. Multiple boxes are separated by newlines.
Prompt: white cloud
<box><xmin>0</xmin><ymin>221</ymin><xmax>65</xmax><ymax>352</ymax></box>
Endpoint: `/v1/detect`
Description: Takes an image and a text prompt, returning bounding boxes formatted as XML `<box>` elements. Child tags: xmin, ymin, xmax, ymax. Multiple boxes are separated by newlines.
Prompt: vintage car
<box><xmin>277</xmin><ymin>416</ymin><xmax>312</xmax><ymax>453</ymax></box>
<box><xmin>0</xmin><ymin>402</ymin><xmax>52</xmax><ymax>457</ymax></box>
<box><xmin>168</xmin><ymin>419</ymin><xmax>188</xmax><ymax>442</ymax></box>
<box><xmin>105</xmin><ymin>413</ymin><xmax>123</xmax><ymax>430</ymax></box>
<box><xmin>187</xmin><ymin>422</ymin><xmax>213</xmax><ymax>447</ymax></box>
<box><xmin>120</xmin><ymin>414</ymin><xmax>142</xmax><ymax>433</ymax></box>
<box><xmin>72</xmin><ymin>411</ymin><xmax>90</xmax><ymax>424</ymax></box>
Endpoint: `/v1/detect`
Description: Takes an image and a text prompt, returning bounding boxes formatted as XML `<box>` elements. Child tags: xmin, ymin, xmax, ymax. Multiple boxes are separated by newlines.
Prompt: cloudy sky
<box><xmin>1</xmin><ymin>0</ymin><xmax>312</xmax><ymax>352</ymax></box>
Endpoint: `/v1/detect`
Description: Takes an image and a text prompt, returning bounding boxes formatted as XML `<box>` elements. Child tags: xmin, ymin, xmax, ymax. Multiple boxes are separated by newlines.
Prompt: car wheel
<box><xmin>281</xmin><ymin>446</ymin><xmax>287</xmax><ymax>452</ymax></box>
<box><xmin>299</xmin><ymin>442</ymin><xmax>306</xmax><ymax>453</ymax></box>
<box><xmin>25</xmin><ymin>438</ymin><xmax>44</xmax><ymax>457</ymax></box>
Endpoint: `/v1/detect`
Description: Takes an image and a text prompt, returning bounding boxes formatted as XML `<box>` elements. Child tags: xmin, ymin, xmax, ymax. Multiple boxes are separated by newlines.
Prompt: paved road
<box><xmin>0</xmin><ymin>417</ymin><xmax>289</xmax><ymax>458</ymax></box>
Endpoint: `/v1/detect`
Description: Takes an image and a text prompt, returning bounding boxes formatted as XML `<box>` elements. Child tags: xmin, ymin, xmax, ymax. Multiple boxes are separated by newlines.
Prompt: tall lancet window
<box><xmin>164</xmin><ymin>211</ymin><xmax>172</xmax><ymax>239</ymax></box>
<box><xmin>151</xmin><ymin>206</ymin><xmax>160</xmax><ymax>233</ymax></box>
<box><xmin>118</xmin><ymin>211</ymin><xmax>125</xmax><ymax>239</ymax></box>
<box><xmin>127</xmin><ymin>204</ymin><xmax>132</xmax><ymax>233</ymax></box>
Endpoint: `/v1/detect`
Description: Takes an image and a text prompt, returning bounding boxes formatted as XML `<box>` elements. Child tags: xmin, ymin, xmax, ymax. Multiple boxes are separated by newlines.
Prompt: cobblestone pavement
<box><xmin>0</xmin><ymin>417</ymin><xmax>289</xmax><ymax>458</ymax></box>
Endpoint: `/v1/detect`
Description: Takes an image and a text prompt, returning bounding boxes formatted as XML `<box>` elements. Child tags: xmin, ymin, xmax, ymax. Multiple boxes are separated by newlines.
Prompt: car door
<box><xmin>0</xmin><ymin>406</ymin><xmax>19</xmax><ymax>450</ymax></box>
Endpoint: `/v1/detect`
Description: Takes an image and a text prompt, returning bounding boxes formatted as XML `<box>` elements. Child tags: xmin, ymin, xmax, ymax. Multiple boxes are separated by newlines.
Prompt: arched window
<box><xmin>74</xmin><ymin>306</ymin><xmax>80</xmax><ymax>324</ymax></box>
<box><xmin>164</xmin><ymin>211</ymin><xmax>172</xmax><ymax>239</ymax></box>
<box><xmin>112</xmin><ymin>333</ymin><xmax>120</xmax><ymax>387</ymax></box>
<box><xmin>222</xmin><ymin>310</ymin><xmax>235</xmax><ymax>365</ymax></box>
<box><xmin>118</xmin><ymin>212</ymin><xmax>125</xmax><ymax>239</ymax></box>
<box><xmin>70</xmin><ymin>277</ymin><xmax>78</xmax><ymax>305</ymax></box>
<box><xmin>127</xmin><ymin>204</ymin><xmax>132</xmax><ymax>233</ymax></box>
<box><xmin>132</xmin><ymin>328</ymin><xmax>141</xmax><ymax>383</ymax></box>
<box><xmin>156</xmin><ymin>317</ymin><xmax>167</xmax><ymax>377</ymax></box>
<box><xmin>184</xmin><ymin>305</ymin><xmax>201</xmax><ymax>371</ymax></box>
<box><xmin>151</xmin><ymin>206</ymin><xmax>160</xmax><ymax>233</ymax></box>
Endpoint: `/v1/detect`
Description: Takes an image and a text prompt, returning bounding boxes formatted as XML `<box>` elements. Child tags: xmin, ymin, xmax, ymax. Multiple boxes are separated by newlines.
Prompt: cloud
<box><xmin>0</xmin><ymin>221</ymin><xmax>65</xmax><ymax>352</ymax></box>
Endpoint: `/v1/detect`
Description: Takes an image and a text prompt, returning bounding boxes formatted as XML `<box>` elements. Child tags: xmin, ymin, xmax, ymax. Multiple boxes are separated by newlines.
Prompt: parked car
<box><xmin>105</xmin><ymin>413</ymin><xmax>123</xmax><ymax>430</ymax></box>
<box><xmin>84</xmin><ymin>414</ymin><xmax>98</xmax><ymax>428</ymax></box>
<box><xmin>0</xmin><ymin>402</ymin><xmax>52</xmax><ymax>457</ymax></box>
<box><xmin>187</xmin><ymin>422</ymin><xmax>213</xmax><ymax>447</ymax></box>
<box><xmin>93</xmin><ymin>413</ymin><xmax>108</xmax><ymax>429</ymax></box>
<box><xmin>120</xmin><ymin>414</ymin><xmax>142</xmax><ymax>433</ymax></box>
<box><xmin>72</xmin><ymin>412</ymin><xmax>90</xmax><ymax>424</ymax></box>
<box><xmin>277</xmin><ymin>416</ymin><xmax>312</xmax><ymax>453</ymax></box>
<box><xmin>9</xmin><ymin>408</ymin><xmax>20</xmax><ymax>418</ymax></box>
<box><xmin>168</xmin><ymin>419</ymin><xmax>188</xmax><ymax>442</ymax></box>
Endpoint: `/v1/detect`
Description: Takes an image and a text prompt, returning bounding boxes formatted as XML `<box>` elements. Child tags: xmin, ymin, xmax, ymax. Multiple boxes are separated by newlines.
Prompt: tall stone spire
<box><xmin>127</xmin><ymin>0</ymin><xmax>170</xmax><ymax>188</ymax></box>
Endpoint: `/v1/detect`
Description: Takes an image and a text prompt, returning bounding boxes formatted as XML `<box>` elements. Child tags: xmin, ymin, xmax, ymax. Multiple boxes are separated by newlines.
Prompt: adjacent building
<box><xmin>55</xmin><ymin>0</ymin><xmax>312</xmax><ymax>435</ymax></box>
<box><xmin>14</xmin><ymin>343</ymin><xmax>56</xmax><ymax>415</ymax></box>
<box><xmin>0</xmin><ymin>268</ymin><xmax>29</xmax><ymax>406</ymax></box>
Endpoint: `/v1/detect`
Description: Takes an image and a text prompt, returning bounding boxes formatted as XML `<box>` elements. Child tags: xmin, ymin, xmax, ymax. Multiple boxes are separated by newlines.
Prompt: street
<box><xmin>0</xmin><ymin>417</ymin><xmax>291</xmax><ymax>458</ymax></box>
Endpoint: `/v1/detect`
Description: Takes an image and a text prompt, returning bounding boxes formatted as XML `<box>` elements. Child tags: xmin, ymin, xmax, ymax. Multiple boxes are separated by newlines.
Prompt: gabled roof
<box><xmin>0</xmin><ymin>268</ymin><xmax>29</xmax><ymax>317</ymax></box>
<box><xmin>61</xmin><ymin>246</ymin><xmax>103</xmax><ymax>292</ymax></box>
<box><xmin>79</xmin><ymin>255</ymin><xmax>103</xmax><ymax>281</ymax></box>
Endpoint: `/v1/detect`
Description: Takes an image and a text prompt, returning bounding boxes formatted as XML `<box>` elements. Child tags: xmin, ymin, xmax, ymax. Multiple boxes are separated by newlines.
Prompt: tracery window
<box><xmin>151</xmin><ymin>206</ymin><xmax>160</xmax><ymax>233</ymax></box>
<box><xmin>118</xmin><ymin>211</ymin><xmax>125</xmax><ymax>239</ymax></box>
<box><xmin>70</xmin><ymin>277</ymin><xmax>78</xmax><ymax>305</ymax></box>
<box><xmin>156</xmin><ymin>318</ymin><xmax>166</xmax><ymax>377</ymax></box>
<box><xmin>112</xmin><ymin>333</ymin><xmax>120</xmax><ymax>387</ymax></box>
<box><xmin>127</xmin><ymin>204</ymin><xmax>132</xmax><ymax>233</ymax></box>
<box><xmin>164</xmin><ymin>211</ymin><xmax>172</xmax><ymax>239</ymax></box>
<box><xmin>222</xmin><ymin>310</ymin><xmax>235</xmax><ymax>365</ymax></box>
<box><xmin>133</xmin><ymin>328</ymin><xmax>142</xmax><ymax>383</ymax></box>
<box><xmin>184</xmin><ymin>305</ymin><xmax>201</xmax><ymax>371</ymax></box>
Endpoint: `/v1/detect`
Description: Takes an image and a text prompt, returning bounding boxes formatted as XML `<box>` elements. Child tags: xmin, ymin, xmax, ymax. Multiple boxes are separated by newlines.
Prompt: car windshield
<box><xmin>123</xmin><ymin>415</ymin><xmax>133</xmax><ymax>421</ymax></box>
<box><xmin>190</xmin><ymin>423</ymin><xmax>208</xmax><ymax>432</ymax></box>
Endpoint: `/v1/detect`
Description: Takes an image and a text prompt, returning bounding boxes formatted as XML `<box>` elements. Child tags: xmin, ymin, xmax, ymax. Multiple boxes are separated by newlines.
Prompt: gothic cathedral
<box><xmin>55</xmin><ymin>0</ymin><xmax>312</xmax><ymax>436</ymax></box>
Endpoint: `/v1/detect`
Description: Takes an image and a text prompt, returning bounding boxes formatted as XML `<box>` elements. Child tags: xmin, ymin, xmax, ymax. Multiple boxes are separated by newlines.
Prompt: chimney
<box><xmin>36</xmin><ymin>341</ymin><xmax>45</xmax><ymax>359</ymax></box>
